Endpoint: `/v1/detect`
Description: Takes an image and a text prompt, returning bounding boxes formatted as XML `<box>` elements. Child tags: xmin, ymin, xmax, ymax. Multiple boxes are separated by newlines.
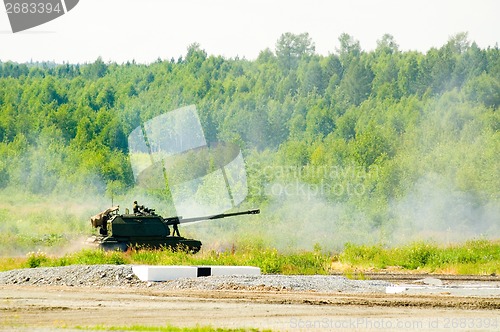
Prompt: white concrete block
<box><xmin>132</xmin><ymin>265</ymin><xmax>198</xmax><ymax>281</ymax></box>
<box><xmin>209</xmin><ymin>266</ymin><xmax>261</xmax><ymax>276</ymax></box>
<box><xmin>132</xmin><ymin>265</ymin><xmax>261</xmax><ymax>281</ymax></box>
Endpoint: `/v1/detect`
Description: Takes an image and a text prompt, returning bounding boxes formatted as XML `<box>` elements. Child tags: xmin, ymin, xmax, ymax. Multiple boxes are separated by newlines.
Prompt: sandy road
<box><xmin>1</xmin><ymin>285</ymin><xmax>499</xmax><ymax>331</ymax></box>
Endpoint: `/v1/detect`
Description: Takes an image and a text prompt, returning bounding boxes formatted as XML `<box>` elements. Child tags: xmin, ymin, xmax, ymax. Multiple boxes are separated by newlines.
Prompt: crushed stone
<box><xmin>0</xmin><ymin>265</ymin><xmax>391</xmax><ymax>293</ymax></box>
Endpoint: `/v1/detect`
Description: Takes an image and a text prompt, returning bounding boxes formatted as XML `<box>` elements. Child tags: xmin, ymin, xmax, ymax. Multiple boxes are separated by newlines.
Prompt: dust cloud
<box><xmin>390</xmin><ymin>174</ymin><xmax>500</xmax><ymax>245</ymax></box>
<box><xmin>186</xmin><ymin>173</ymin><xmax>499</xmax><ymax>253</ymax></box>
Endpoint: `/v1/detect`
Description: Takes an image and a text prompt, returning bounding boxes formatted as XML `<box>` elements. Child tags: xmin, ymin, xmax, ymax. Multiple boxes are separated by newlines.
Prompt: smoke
<box><xmin>390</xmin><ymin>174</ymin><xmax>500</xmax><ymax>244</ymax></box>
<box><xmin>185</xmin><ymin>168</ymin><xmax>499</xmax><ymax>252</ymax></box>
<box><xmin>219</xmin><ymin>92</ymin><xmax>500</xmax><ymax>251</ymax></box>
<box><xmin>0</xmin><ymin>133</ymin><xmax>121</xmax><ymax>256</ymax></box>
<box><xmin>0</xmin><ymin>192</ymin><xmax>106</xmax><ymax>256</ymax></box>
<box><xmin>260</xmin><ymin>188</ymin><xmax>373</xmax><ymax>251</ymax></box>
<box><xmin>186</xmin><ymin>180</ymin><xmax>378</xmax><ymax>252</ymax></box>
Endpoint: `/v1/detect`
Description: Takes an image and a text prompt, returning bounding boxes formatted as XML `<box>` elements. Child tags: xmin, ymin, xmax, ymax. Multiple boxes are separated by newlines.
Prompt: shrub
<box><xmin>26</xmin><ymin>250</ymin><xmax>49</xmax><ymax>268</ymax></box>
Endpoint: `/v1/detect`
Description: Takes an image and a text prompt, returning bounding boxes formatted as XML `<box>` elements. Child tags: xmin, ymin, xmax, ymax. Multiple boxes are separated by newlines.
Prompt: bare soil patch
<box><xmin>1</xmin><ymin>284</ymin><xmax>499</xmax><ymax>331</ymax></box>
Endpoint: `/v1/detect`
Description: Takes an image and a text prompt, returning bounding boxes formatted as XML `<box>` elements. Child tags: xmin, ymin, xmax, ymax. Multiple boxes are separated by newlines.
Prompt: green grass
<box><xmin>338</xmin><ymin>239</ymin><xmax>500</xmax><ymax>274</ymax></box>
<box><xmin>1</xmin><ymin>239</ymin><xmax>499</xmax><ymax>275</ymax></box>
<box><xmin>74</xmin><ymin>325</ymin><xmax>269</xmax><ymax>331</ymax></box>
<box><xmin>1</xmin><ymin>245</ymin><xmax>330</xmax><ymax>275</ymax></box>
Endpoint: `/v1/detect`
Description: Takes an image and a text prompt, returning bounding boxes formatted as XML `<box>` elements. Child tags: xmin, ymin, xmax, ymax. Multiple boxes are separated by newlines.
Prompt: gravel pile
<box><xmin>0</xmin><ymin>265</ymin><xmax>390</xmax><ymax>293</ymax></box>
<box><xmin>162</xmin><ymin>274</ymin><xmax>390</xmax><ymax>293</ymax></box>
<box><xmin>0</xmin><ymin>265</ymin><xmax>141</xmax><ymax>287</ymax></box>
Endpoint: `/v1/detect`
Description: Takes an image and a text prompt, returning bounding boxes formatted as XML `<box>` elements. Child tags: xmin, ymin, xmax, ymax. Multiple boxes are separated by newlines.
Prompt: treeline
<box><xmin>0</xmin><ymin>32</ymin><xmax>498</xmax><ymax>238</ymax></box>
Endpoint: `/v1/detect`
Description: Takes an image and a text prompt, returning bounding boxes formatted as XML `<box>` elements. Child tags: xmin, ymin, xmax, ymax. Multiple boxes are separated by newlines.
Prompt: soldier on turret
<box><xmin>133</xmin><ymin>201</ymin><xmax>156</xmax><ymax>216</ymax></box>
<box><xmin>133</xmin><ymin>201</ymin><xmax>140</xmax><ymax>214</ymax></box>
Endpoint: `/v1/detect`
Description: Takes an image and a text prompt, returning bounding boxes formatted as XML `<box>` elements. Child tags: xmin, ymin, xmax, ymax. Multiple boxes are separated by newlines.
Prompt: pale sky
<box><xmin>0</xmin><ymin>0</ymin><xmax>498</xmax><ymax>64</ymax></box>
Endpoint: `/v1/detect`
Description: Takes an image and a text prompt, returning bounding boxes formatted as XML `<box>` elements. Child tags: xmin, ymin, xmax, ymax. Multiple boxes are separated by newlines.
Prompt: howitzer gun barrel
<box><xmin>164</xmin><ymin>209</ymin><xmax>260</xmax><ymax>225</ymax></box>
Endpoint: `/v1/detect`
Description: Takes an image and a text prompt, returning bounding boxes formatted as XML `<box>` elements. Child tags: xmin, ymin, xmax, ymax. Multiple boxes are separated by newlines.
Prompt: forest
<box><xmin>0</xmin><ymin>32</ymin><xmax>498</xmax><ymax>252</ymax></box>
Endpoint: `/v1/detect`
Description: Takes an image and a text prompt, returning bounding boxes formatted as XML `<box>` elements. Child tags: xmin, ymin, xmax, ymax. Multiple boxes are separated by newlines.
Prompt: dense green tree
<box><xmin>83</xmin><ymin>56</ymin><xmax>107</xmax><ymax>79</ymax></box>
<box><xmin>337</xmin><ymin>33</ymin><xmax>361</xmax><ymax>69</ymax></box>
<box><xmin>339</xmin><ymin>57</ymin><xmax>374</xmax><ymax>105</ymax></box>
<box><xmin>275</xmin><ymin>32</ymin><xmax>315</xmax><ymax>71</ymax></box>
<box><xmin>299</xmin><ymin>57</ymin><xmax>327</xmax><ymax>95</ymax></box>
<box><xmin>375</xmin><ymin>34</ymin><xmax>399</xmax><ymax>55</ymax></box>
<box><xmin>186</xmin><ymin>43</ymin><xmax>208</xmax><ymax>72</ymax></box>
<box><xmin>464</xmin><ymin>73</ymin><xmax>500</xmax><ymax>108</ymax></box>
<box><xmin>397</xmin><ymin>52</ymin><xmax>422</xmax><ymax>96</ymax></box>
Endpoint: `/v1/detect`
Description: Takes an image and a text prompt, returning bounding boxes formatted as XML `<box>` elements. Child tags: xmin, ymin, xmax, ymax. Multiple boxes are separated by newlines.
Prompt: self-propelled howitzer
<box><xmin>88</xmin><ymin>206</ymin><xmax>260</xmax><ymax>252</ymax></box>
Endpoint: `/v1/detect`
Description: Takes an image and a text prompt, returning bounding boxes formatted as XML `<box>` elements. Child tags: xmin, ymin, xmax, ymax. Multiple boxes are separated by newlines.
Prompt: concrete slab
<box><xmin>209</xmin><ymin>266</ymin><xmax>261</xmax><ymax>276</ymax></box>
<box><xmin>132</xmin><ymin>265</ymin><xmax>198</xmax><ymax>281</ymax></box>
<box><xmin>132</xmin><ymin>265</ymin><xmax>261</xmax><ymax>282</ymax></box>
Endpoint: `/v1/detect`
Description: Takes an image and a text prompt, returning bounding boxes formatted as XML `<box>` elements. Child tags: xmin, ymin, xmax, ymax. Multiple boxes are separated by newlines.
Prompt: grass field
<box><xmin>74</xmin><ymin>325</ymin><xmax>268</xmax><ymax>332</ymax></box>
<box><xmin>1</xmin><ymin>239</ymin><xmax>498</xmax><ymax>275</ymax></box>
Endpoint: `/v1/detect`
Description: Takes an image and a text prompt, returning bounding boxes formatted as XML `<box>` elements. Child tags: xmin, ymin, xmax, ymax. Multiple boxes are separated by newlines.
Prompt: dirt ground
<box><xmin>1</xmin><ymin>285</ymin><xmax>499</xmax><ymax>331</ymax></box>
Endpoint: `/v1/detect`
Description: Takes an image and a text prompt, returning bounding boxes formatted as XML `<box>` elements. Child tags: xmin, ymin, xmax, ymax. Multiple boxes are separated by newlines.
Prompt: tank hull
<box><xmin>87</xmin><ymin>235</ymin><xmax>202</xmax><ymax>253</ymax></box>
